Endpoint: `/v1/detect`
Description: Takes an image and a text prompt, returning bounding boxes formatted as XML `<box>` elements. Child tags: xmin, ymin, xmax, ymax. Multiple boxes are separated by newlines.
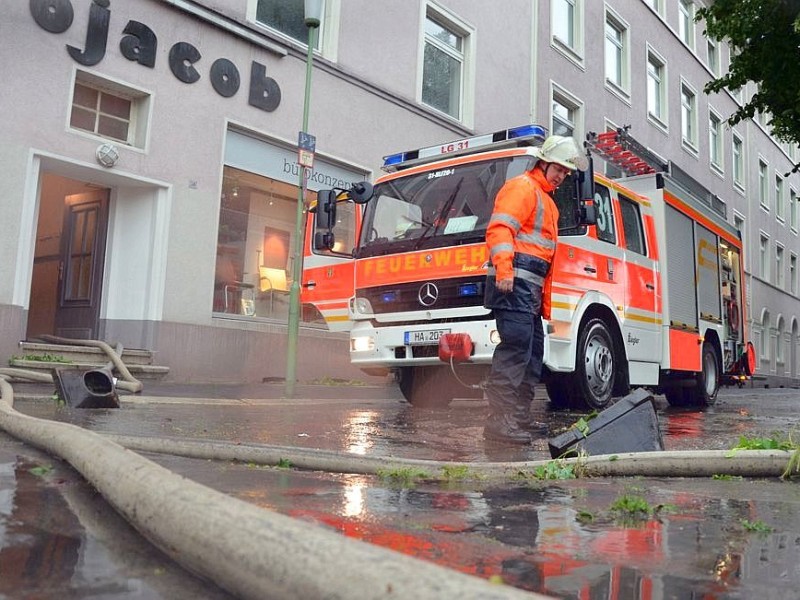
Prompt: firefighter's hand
<box><xmin>497</xmin><ymin>277</ymin><xmax>514</xmax><ymax>294</ymax></box>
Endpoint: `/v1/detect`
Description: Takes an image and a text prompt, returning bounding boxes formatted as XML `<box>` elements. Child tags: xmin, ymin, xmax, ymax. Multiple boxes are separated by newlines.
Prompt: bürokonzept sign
<box><xmin>29</xmin><ymin>0</ymin><xmax>282</xmax><ymax>112</ymax></box>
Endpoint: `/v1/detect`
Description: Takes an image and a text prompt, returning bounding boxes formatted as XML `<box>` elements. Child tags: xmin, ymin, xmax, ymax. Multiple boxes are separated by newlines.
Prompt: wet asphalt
<box><xmin>2</xmin><ymin>381</ymin><xmax>800</xmax><ymax>599</ymax></box>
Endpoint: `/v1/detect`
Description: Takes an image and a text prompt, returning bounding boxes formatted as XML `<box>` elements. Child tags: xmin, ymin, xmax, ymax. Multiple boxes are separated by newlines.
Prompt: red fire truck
<box><xmin>305</xmin><ymin>125</ymin><xmax>754</xmax><ymax>410</ymax></box>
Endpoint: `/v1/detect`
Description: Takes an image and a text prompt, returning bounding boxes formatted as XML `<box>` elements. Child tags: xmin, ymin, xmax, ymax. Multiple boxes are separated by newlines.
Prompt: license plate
<box><xmin>404</xmin><ymin>328</ymin><xmax>450</xmax><ymax>346</ymax></box>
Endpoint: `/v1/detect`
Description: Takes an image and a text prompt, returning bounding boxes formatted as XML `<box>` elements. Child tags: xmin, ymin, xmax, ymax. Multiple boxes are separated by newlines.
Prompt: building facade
<box><xmin>1</xmin><ymin>0</ymin><xmax>797</xmax><ymax>385</ymax></box>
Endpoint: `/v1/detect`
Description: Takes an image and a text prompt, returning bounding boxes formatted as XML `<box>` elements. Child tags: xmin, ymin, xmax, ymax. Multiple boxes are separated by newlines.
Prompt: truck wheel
<box><xmin>397</xmin><ymin>366</ymin><xmax>454</xmax><ymax>408</ymax></box>
<box><xmin>573</xmin><ymin>318</ymin><xmax>615</xmax><ymax>410</ymax></box>
<box><xmin>545</xmin><ymin>374</ymin><xmax>571</xmax><ymax>409</ymax></box>
<box><xmin>686</xmin><ymin>342</ymin><xmax>720</xmax><ymax>406</ymax></box>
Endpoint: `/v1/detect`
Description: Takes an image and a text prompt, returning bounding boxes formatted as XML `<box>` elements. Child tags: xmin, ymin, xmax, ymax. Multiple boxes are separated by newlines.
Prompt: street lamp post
<box><xmin>286</xmin><ymin>0</ymin><xmax>322</xmax><ymax>397</ymax></box>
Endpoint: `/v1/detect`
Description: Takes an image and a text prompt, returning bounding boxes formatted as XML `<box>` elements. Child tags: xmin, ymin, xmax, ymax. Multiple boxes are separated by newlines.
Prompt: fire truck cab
<box><xmin>307</xmin><ymin>126</ymin><xmax>753</xmax><ymax>410</ymax></box>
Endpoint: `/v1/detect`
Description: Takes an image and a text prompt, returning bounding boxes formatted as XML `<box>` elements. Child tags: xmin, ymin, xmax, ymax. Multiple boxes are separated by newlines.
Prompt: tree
<box><xmin>698</xmin><ymin>0</ymin><xmax>800</xmax><ymax>159</ymax></box>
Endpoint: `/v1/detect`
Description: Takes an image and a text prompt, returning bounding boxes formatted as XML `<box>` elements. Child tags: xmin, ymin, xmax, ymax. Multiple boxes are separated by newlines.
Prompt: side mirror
<box><xmin>577</xmin><ymin>153</ymin><xmax>596</xmax><ymax>226</ymax></box>
<box><xmin>317</xmin><ymin>189</ymin><xmax>337</xmax><ymax>229</ymax></box>
<box><xmin>314</xmin><ymin>231</ymin><xmax>335</xmax><ymax>251</ymax></box>
<box><xmin>350</xmin><ymin>181</ymin><xmax>373</xmax><ymax>204</ymax></box>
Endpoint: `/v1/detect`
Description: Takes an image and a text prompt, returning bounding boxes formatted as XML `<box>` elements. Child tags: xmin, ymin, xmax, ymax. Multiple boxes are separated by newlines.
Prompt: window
<box><xmin>552</xmin><ymin>0</ymin><xmax>583</xmax><ymax>58</ymax></box>
<box><xmin>679</xmin><ymin>0</ymin><xmax>695</xmax><ymax>49</ymax></box>
<box><xmin>707</xmin><ymin>38</ymin><xmax>719</xmax><ymax>76</ymax></box>
<box><xmin>777</xmin><ymin>244</ymin><xmax>785</xmax><ymax>289</ymax></box>
<box><xmin>551</xmin><ymin>86</ymin><xmax>582</xmax><ymax>138</ymax></box>
<box><xmin>759</xmin><ymin>159</ymin><xmax>769</xmax><ymax>209</ymax></box>
<box><xmin>605</xmin><ymin>10</ymin><xmax>629</xmax><ymax>95</ymax></box>
<box><xmin>619</xmin><ymin>195</ymin><xmax>645</xmax><ymax>255</ymax></box>
<box><xmin>791</xmin><ymin>254</ymin><xmax>798</xmax><ymax>295</ymax></box>
<box><xmin>776</xmin><ymin>317</ymin><xmax>785</xmax><ymax>364</ymax></box>
<box><xmin>594</xmin><ymin>184</ymin><xmax>617</xmax><ymax>245</ymax></box>
<box><xmin>644</xmin><ymin>0</ymin><xmax>663</xmax><ymax>14</ymax></box>
<box><xmin>681</xmin><ymin>83</ymin><xmax>697</xmax><ymax>149</ymax></box>
<box><xmin>255</xmin><ymin>0</ymin><xmax>324</xmax><ymax>47</ymax></box>
<box><xmin>709</xmin><ymin>111</ymin><xmax>723</xmax><ymax>170</ymax></box>
<box><xmin>732</xmin><ymin>133</ymin><xmax>744</xmax><ymax>188</ymax></box>
<box><xmin>791</xmin><ymin>188</ymin><xmax>798</xmax><ymax>231</ymax></box>
<box><xmin>776</xmin><ymin>174</ymin><xmax>785</xmax><ymax>221</ymax></box>
<box><xmin>69</xmin><ymin>72</ymin><xmax>148</xmax><ymax>147</ymax></box>
<box><xmin>422</xmin><ymin>13</ymin><xmax>467</xmax><ymax>120</ymax></box>
<box><xmin>647</xmin><ymin>50</ymin><xmax>666</xmax><ymax>125</ymax></box>
<box><xmin>760</xmin><ymin>233</ymin><xmax>770</xmax><ymax>281</ymax></box>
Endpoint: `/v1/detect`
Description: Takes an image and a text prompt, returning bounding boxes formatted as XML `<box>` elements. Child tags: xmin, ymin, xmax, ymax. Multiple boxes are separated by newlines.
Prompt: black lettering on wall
<box><xmin>66</xmin><ymin>1</ymin><xmax>109</xmax><ymax>66</ymax></box>
<box><xmin>248</xmin><ymin>61</ymin><xmax>281</xmax><ymax>112</ymax></box>
<box><xmin>169</xmin><ymin>42</ymin><xmax>201</xmax><ymax>84</ymax></box>
<box><xmin>210</xmin><ymin>58</ymin><xmax>240</xmax><ymax>98</ymax></box>
<box><xmin>30</xmin><ymin>0</ymin><xmax>74</xmax><ymax>33</ymax></box>
<box><xmin>119</xmin><ymin>20</ymin><xmax>157</xmax><ymax>68</ymax></box>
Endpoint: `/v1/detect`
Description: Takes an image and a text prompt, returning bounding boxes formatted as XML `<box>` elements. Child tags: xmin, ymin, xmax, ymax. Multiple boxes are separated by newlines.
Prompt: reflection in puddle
<box><xmin>344</xmin><ymin>411</ymin><xmax>378</xmax><ymax>455</ymax></box>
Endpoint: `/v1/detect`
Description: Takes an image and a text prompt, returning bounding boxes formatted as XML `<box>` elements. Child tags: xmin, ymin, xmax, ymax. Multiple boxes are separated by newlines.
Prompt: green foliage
<box><xmin>532</xmin><ymin>459</ymin><xmax>577</xmax><ymax>480</ymax></box>
<box><xmin>28</xmin><ymin>464</ymin><xmax>54</xmax><ymax>477</ymax></box>
<box><xmin>697</xmin><ymin>1</ymin><xmax>800</xmax><ymax>161</ymax></box>
<box><xmin>611</xmin><ymin>494</ymin><xmax>653</xmax><ymax>518</ymax></box>
<box><xmin>740</xmin><ymin>518</ymin><xmax>774</xmax><ymax>533</ymax></box>
<box><xmin>712</xmin><ymin>473</ymin><xmax>745</xmax><ymax>481</ymax></box>
<box><xmin>10</xmin><ymin>353</ymin><xmax>72</xmax><ymax>364</ymax></box>
<box><xmin>276</xmin><ymin>458</ymin><xmax>292</xmax><ymax>469</ymax></box>
<box><xmin>440</xmin><ymin>465</ymin><xmax>479</xmax><ymax>481</ymax></box>
<box><xmin>576</xmin><ymin>510</ymin><xmax>595</xmax><ymax>524</ymax></box>
<box><xmin>727</xmin><ymin>434</ymin><xmax>797</xmax><ymax>454</ymax></box>
<box><xmin>376</xmin><ymin>467</ymin><xmax>430</xmax><ymax>487</ymax></box>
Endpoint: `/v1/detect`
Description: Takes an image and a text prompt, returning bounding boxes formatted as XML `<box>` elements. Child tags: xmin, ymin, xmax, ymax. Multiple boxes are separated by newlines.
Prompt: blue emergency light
<box><xmin>457</xmin><ymin>283</ymin><xmax>481</xmax><ymax>297</ymax></box>
<box><xmin>381</xmin><ymin>124</ymin><xmax>547</xmax><ymax>172</ymax></box>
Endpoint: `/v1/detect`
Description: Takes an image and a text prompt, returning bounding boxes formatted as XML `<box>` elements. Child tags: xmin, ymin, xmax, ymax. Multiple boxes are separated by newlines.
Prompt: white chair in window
<box><xmin>259</xmin><ymin>267</ymin><xmax>289</xmax><ymax>314</ymax></box>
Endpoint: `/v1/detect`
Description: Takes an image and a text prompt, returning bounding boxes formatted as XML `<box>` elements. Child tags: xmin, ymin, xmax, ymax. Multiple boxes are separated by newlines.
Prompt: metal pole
<box><xmin>285</xmin><ymin>25</ymin><xmax>318</xmax><ymax>398</ymax></box>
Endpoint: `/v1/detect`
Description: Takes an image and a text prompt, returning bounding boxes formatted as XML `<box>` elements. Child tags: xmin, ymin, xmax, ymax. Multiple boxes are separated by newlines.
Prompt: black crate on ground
<box><xmin>547</xmin><ymin>388</ymin><xmax>663</xmax><ymax>458</ymax></box>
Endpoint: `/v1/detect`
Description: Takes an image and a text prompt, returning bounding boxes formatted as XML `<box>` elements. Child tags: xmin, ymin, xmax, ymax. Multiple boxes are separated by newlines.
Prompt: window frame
<box><xmin>790</xmin><ymin>187</ymin><xmax>798</xmax><ymax>232</ymax></box>
<box><xmin>732</xmin><ymin>131</ymin><xmax>745</xmax><ymax>191</ymax></box>
<box><xmin>618</xmin><ymin>194</ymin><xmax>647</xmax><ymax>256</ymax></box>
<box><xmin>646</xmin><ymin>46</ymin><xmax>668</xmax><ymax>130</ymax></box>
<box><xmin>758</xmin><ymin>158</ymin><xmax>770</xmax><ymax>211</ymax></box>
<box><xmin>551</xmin><ymin>0</ymin><xmax>585</xmax><ymax>66</ymax></box>
<box><xmin>680</xmin><ymin>80</ymin><xmax>698</xmax><ymax>153</ymax></box>
<box><xmin>551</xmin><ymin>83</ymin><xmax>584</xmax><ymax>140</ymax></box>
<box><xmin>68</xmin><ymin>69</ymin><xmax>150</xmax><ymax>150</ymax></box>
<box><xmin>709</xmin><ymin>108</ymin><xmax>724</xmax><ymax>174</ymax></box>
<box><xmin>790</xmin><ymin>252</ymin><xmax>798</xmax><ymax>296</ymax></box>
<box><xmin>679</xmin><ymin>0</ymin><xmax>695</xmax><ymax>50</ymax></box>
<box><xmin>249</xmin><ymin>0</ymin><xmax>337</xmax><ymax>54</ymax></box>
<box><xmin>759</xmin><ymin>231</ymin><xmax>770</xmax><ymax>282</ymax></box>
<box><xmin>706</xmin><ymin>37</ymin><xmax>719</xmax><ymax>76</ymax></box>
<box><xmin>776</xmin><ymin>243</ymin><xmax>785</xmax><ymax>289</ymax></box>
<box><xmin>417</xmin><ymin>3</ymin><xmax>475</xmax><ymax>127</ymax></box>
<box><xmin>776</xmin><ymin>173</ymin><xmax>786</xmax><ymax>222</ymax></box>
<box><xmin>604</xmin><ymin>6</ymin><xmax>630</xmax><ymax>100</ymax></box>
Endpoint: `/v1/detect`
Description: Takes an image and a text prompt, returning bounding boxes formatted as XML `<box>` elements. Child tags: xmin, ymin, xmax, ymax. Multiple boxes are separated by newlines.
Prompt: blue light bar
<box><xmin>508</xmin><ymin>124</ymin><xmax>547</xmax><ymax>139</ymax></box>
<box><xmin>381</xmin><ymin>123</ymin><xmax>547</xmax><ymax>172</ymax></box>
<box><xmin>381</xmin><ymin>291</ymin><xmax>397</xmax><ymax>303</ymax></box>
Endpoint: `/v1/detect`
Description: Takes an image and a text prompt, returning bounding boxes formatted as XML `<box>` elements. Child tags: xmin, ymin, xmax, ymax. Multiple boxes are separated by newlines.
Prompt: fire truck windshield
<box><xmin>357</xmin><ymin>156</ymin><xmax>536</xmax><ymax>257</ymax></box>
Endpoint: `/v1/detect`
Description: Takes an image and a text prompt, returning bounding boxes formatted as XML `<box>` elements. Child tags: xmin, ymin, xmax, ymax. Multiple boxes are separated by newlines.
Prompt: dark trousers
<box><xmin>485</xmin><ymin>309</ymin><xmax>544</xmax><ymax>416</ymax></box>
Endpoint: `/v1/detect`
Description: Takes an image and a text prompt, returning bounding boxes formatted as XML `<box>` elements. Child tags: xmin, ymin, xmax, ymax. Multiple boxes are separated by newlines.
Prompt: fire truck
<box><xmin>305</xmin><ymin>125</ymin><xmax>755</xmax><ymax>410</ymax></box>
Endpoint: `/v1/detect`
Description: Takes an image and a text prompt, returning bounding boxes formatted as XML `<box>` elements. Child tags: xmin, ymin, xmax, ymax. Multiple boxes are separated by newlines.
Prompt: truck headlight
<box><xmin>352</xmin><ymin>297</ymin><xmax>374</xmax><ymax>316</ymax></box>
<box><xmin>351</xmin><ymin>336</ymin><xmax>374</xmax><ymax>352</ymax></box>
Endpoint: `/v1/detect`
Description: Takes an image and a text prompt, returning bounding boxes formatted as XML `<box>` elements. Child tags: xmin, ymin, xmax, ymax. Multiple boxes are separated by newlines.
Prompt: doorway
<box><xmin>27</xmin><ymin>173</ymin><xmax>110</xmax><ymax>341</ymax></box>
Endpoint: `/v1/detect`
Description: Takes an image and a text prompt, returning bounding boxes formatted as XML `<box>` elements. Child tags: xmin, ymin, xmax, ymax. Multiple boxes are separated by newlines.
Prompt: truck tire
<box><xmin>545</xmin><ymin>373</ymin><xmax>572</xmax><ymax>409</ymax></box>
<box><xmin>573</xmin><ymin>318</ymin><xmax>615</xmax><ymax>410</ymax></box>
<box><xmin>686</xmin><ymin>342</ymin><xmax>720</xmax><ymax>406</ymax></box>
<box><xmin>397</xmin><ymin>366</ymin><xmax>455</xmax><ymax>408</ymax></box>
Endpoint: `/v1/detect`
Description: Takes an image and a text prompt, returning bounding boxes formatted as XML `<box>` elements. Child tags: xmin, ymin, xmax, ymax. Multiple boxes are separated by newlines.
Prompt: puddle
<box><xmin>156</xmin><ymin>453</ymin><xmax>800</xmax><ymax>599</ymax></box>
<box><xmin>0</xmin><ymin>442</ymin><xmax>233</xmax><ymax>600</ymax></box>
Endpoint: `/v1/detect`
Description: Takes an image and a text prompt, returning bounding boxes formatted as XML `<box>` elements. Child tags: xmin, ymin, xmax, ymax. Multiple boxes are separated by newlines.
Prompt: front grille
<box><xmin>360</xmin><ymin>276</ymin><xmax>485</xmax><ymax>315</ymax></box>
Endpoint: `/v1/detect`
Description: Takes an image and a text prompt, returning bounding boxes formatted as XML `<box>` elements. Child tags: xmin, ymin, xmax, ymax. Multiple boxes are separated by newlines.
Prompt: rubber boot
<box><xmin>513</xmin><ymin>403</ymin><xmax>548</xmax><ymax>435</ymax></box>
<box><xmin>483</xmin><ymin>413</ymin><xmax>532</xmax><ymax>444</ymax></box>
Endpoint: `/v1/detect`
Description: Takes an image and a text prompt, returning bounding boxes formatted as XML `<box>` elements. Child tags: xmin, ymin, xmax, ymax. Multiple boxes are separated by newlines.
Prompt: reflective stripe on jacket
<box><xmin>484</xmin><ymin>168</ymin><xmax>559</xmax><ymax>317</ymax></box>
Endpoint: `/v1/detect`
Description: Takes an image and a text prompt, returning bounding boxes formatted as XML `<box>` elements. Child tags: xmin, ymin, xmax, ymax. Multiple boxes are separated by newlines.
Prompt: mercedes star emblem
<box><xmin>418</xmin><ymin>282</ymin><xmax>439</xmax><ymax>307</ymax></box>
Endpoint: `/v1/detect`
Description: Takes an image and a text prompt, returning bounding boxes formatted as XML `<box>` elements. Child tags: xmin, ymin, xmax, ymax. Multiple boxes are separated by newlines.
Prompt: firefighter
<box><xmin>483</xmin><ymin>135</ymin><xmax>587</xmax><ymax>443</ymax></box>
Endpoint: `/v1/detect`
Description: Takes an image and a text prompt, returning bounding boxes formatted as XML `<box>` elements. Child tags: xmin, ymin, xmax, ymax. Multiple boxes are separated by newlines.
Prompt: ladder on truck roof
<box><xmin>586</xmin><ymin>126</ymin><xmax>727</xmax><ymax>220</ymax></box>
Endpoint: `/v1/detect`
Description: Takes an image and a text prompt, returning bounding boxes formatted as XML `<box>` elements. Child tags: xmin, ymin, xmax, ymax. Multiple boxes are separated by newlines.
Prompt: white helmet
<box><xmin>533</xmin><ymin>135</ymin><xmax>589</xmax><ymax>171</ymax></box>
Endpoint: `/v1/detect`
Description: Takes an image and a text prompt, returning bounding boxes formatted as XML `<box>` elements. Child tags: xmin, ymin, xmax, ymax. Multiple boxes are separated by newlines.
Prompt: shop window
<box><xmin>69</xmin><ymin>71</ymin><xmax>149</xmax><ymax>147</ymax></box>
<box><xmin>214</xmin><ymin>166</ymin><xmax>316</xmax><ymax>321</ymax></box>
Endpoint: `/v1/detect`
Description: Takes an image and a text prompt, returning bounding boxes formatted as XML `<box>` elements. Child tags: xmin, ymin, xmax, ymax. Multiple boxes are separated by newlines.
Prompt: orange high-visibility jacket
<box><xmin>486</xmin><ymin>168</ymin><xmax>559</xmax><ymax>319</ymax></box>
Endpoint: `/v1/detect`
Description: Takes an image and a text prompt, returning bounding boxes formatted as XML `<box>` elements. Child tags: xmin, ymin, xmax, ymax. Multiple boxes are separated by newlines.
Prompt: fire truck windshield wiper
<box><xmin>412</xmin><ymin>179</ymin><xmax>463</xmax><ymax>250</ymax></box>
